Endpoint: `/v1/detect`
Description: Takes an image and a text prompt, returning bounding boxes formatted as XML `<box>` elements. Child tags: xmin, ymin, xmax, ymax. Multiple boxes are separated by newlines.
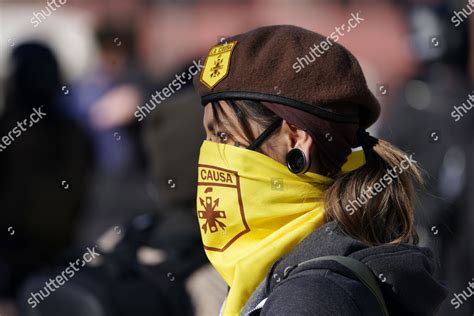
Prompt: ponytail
<box><xmin>324</xmin><ymin>139</ymin><xmax>423</xmax><ymax>246</ymax></box>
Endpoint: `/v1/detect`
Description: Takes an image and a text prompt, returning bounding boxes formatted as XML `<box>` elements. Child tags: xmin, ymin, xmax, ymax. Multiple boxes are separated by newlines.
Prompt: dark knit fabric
<box><xmin>240</xmin><ymin>221</ymin><xmax>448</xmax><ymax>316</ymax></box>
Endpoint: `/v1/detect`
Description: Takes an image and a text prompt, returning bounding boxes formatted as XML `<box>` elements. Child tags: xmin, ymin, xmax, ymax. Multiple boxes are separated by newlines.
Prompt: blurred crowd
<box><xmin>0</xmin><ymin>0</ymin><xmax>472</xmax><ymax>315</ymax></box>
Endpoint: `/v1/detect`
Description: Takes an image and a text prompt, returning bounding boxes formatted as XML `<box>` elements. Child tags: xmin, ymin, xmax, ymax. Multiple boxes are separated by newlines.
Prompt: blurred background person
<box><xmin>67</xmin><ymin>18</ymin><xmax>157</xmax><ymax>246</ymax></box>
<box><xmin>15</xmin><ymin>64</ymin><xmax>226</xmax><ymax>316</ymax></box>
<box><xmin>0</xmin><ymin>41</ymin><xmax>93</xmax><ymax>306</ymax></box>
<box><xmin>141</xmin><ymin>73</ymin><xmax>228</xmax><ymax>316</ymax></box>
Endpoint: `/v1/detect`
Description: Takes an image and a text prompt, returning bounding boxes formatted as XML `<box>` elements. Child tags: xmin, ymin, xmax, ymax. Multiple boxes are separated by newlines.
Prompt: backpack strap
<box><xmin>285</xmin><ymin>255</ymin><xmax>390</xmax><ymax>316</ymax></box>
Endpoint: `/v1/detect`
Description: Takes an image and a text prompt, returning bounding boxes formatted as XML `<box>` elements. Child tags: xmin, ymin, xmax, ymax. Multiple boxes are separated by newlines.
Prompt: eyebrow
<box><xmin>208</xmin><ymin>116</ymin><xmax>231</xmax><ymax>131</ymax></box>
<box><xmin>209</xmin><ymin>101</ymin><xmax>236</xmax><ymax>135</ymax></box>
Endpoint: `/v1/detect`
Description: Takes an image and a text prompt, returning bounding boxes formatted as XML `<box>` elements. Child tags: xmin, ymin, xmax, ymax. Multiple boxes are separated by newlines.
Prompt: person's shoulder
<box><xmin>261</xmin><ymin>268</ymin><xmax>379</xmax><ymax>316</ymax></box>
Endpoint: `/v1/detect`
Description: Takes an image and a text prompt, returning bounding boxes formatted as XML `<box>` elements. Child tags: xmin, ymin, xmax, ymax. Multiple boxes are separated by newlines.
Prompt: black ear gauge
<box><xmin>286</xmin><ymin>148</ymin><xmax>310</xmax><ymax>174</ymax></box>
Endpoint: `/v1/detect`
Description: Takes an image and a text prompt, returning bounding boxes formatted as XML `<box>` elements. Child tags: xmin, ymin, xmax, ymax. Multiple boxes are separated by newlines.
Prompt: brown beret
<box><xmin>193</xmin><ymin>25</ymin><xmax>380</xmax><ymax>129</ymax></box>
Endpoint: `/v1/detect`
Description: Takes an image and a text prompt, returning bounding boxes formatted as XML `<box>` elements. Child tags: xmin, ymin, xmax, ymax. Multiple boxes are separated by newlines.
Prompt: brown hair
<box><xmin>210</xmin><ymin>99</ymin><xmax>423</xmax><ymax>246</ymax></box>
<box><xmin>324</xmin><ymin>140</ymin><xmax>423</xmax><ymax>245</ymax></box>
<box><xmin>210</xmin><ymin>100</ymin><xmax>279</xmax><ymax>144</ymax></box>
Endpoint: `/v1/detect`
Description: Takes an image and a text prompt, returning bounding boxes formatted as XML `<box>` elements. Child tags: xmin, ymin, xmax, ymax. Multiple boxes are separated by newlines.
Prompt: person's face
<box><xmin>202</xmin><ymin>101</ymin><xmax>315</xmax><ymax>170</ymax></box>
<box><xmin>203</xmin><ymin>101</ymin><xmax>258</xmax><ymax>147</ymax></box>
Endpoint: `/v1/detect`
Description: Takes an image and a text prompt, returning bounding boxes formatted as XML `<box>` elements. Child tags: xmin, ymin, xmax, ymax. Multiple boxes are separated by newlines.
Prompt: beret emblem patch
<box><xmin>200</xmin><ymin>41</ymin><xmax>237</xmax><ymax>90</ymax></box>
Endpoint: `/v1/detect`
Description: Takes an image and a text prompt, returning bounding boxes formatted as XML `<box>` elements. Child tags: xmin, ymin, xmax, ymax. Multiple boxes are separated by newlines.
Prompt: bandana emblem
<box><xmin>198</xmin><ymin>195</ymin><xmax>227</xmax><ymax>233</ymax></box>
<box><xmin>197</xmin><ymin>164</ymin><xmax>250</xmax><ymax>251</ymax></box>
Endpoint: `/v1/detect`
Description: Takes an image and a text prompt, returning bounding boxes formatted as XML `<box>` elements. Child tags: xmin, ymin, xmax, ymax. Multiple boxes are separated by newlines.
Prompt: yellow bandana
<box><xmin>196</xmin><ymin>140</ymin><xmax>365</xmax><ymax>315</ymax></box>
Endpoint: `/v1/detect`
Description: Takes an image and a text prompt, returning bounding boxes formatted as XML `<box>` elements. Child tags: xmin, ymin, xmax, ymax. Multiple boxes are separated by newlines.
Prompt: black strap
<box><xmin>246</xmin><ymin>119</ymin><xmax>282</xmax><ymax>151</ymax></box>
<box><xmin>290</xmin><ymin>255</ymin><xmax>389</xmax><ymax>316</ymax></box>
<box><xmin>201</xmin><ymin>91</ymin><xmax>359</xmax><ymax>124</ymax></box>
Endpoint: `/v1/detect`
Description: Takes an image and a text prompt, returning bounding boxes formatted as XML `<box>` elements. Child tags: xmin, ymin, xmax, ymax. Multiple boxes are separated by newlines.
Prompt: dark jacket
<box><xmin>240</xmin><ymin>221</ymin><xmax>448</xmax><ymax>316</ymax></box>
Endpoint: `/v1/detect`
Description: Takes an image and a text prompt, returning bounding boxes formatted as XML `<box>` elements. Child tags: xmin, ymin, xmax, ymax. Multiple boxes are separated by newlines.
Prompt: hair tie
<box><xmin>356</xmin><ymin>129</ymin><xmax>379</xmax><ymax>163</ymax></box>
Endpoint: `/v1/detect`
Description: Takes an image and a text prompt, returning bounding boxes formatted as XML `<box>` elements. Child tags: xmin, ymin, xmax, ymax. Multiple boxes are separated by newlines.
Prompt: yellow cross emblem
<box><xmin>200</xmin><ymin>41</ymin><xmax>237</xmax><ymax>90</ymax></box>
